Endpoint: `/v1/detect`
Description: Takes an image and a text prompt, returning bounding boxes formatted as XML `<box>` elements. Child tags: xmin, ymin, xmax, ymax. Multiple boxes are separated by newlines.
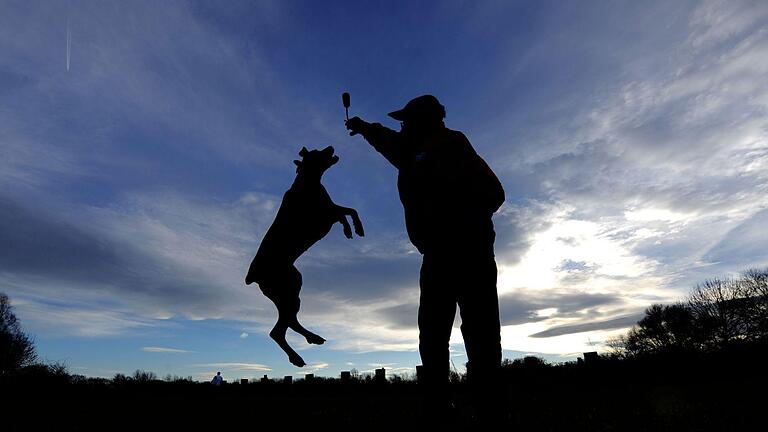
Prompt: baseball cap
<box><xmin>388</xmin><ymin>95</ymin><xmax>446</xmax><ymax>121</ymax></box>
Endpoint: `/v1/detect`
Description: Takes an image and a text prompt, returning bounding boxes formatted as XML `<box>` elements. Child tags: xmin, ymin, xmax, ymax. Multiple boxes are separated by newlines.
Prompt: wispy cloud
<box><xmin>141</xmin><ymin>347</ymin><xmax>190</xmax><ymax>354</ymax></box>
<box><xmin>302</xmin><ymin>362</ymin><xmax>330</xmax><ymax>375</ymax></box>
<box><xmin>8</xmin><ymin>295</ymin><xmax>156</xmax><ymax>337</ymax></box>
<box><xmin>196</xmin><ymin>363</ymin><xmax>271</xmax><ymax>372</ymax></box>
<box><xmin>528</xmin><ymin>314</ymin><xmax>644</xmax><ymax>338</ymax></box>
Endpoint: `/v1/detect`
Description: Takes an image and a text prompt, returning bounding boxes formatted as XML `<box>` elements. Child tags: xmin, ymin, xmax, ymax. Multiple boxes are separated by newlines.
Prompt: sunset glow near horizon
<box><xmin>2</xmin><ymin>0</ymin><xmax>768</xmax><ymax>381</ymax></box>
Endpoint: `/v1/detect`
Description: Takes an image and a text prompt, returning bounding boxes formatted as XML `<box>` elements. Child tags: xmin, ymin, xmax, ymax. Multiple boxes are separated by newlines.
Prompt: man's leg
<box><xmin>457</xmin><ymin>253</ymin><xmax>503</xmax><ymax>422</ymax></box>
<box><xmin>418</xmin><ymin>253</ymin><xmax>458</xmax><ymax>417</ymax></box>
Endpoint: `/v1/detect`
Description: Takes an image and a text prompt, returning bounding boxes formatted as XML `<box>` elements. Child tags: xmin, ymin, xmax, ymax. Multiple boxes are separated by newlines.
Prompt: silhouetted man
<box><xmin>211</xmin><ymin>371</ymin><xmax>223</xmax><ymax>386</ymax></box>
<box><xmin>346</xmin><ymin>95</ymin><xmax>505</xmax><ymax>419</ymax></box>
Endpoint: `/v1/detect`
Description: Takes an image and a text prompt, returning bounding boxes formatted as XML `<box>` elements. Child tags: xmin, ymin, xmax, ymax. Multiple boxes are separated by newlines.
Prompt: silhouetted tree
<box><xmin>620</xmin><ymin>303</ymin><xmax>699</xmax><ymax>356</ymax></box>
<box><xmin>613</xmin><ymin>268</ymin><xmax>768</xmax><ymax>357</ymax></box>
<box><xmin>133</xmin><ymin>369</ymin><xmax>158</xmax><ymax>382</ymax></box>
<box><xmin>112</xmin><ymin>373</ymin><xmax>130</xmax><ymax>384</ymax></box>
<box><xmin>501</xmin><ymin>356</ymin><xmax>550</xmax><ymax>369</ymax></box>
<box><xmin>687</xmin><ymin>277</ymin><xmax>745</xmax><ymax>347</ymax></box>
<box><xmin>742</xmin><ymin>268</ymin><xmax>768</xmax><ymax>298</ymax></box>
<box><xmin>163</xmin><ymin>373</ymin><xmax>193</xmax><ymax>382</ymax></box>
<box><xmin>0</xmin><ymin>292</ymin><xmax>37</xmax><ymax>374</ymax></box>
<box><xmin>686</xmin><ymin>269</ymin><xmax>768</xmax><ymax>347</ymax></box>
<box><xmin>738</xmin><ymin>268</ymin><xmax>768</xmax><ymax>340</ymax></box>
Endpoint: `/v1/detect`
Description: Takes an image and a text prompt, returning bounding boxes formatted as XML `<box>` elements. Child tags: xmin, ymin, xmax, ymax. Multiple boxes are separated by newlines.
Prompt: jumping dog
<box><xmin>245</xmin><ymin>146</ymin><xmax>364</xmax><ymax>367</ymax></box>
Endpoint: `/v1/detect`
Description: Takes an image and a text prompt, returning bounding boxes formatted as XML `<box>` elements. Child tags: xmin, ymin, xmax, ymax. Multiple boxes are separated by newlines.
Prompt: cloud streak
<box><xmin>141</xmin><ymin>347</ymin><xmax>190</xmax><ymax>353</ymax></box>
<box><xmin>196</xmin><ymin>363</ymin><xmax>271</xmax><ymax>372</ymax></box>
<box><xmin>528</xmin><ymin>314</ymin><xmax>644</xmax><ymax>338</ymax></box>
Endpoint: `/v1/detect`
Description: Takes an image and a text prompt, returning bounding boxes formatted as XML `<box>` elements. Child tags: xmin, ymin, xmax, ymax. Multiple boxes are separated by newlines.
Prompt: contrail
<box><xmin>66</xmin><ymin>19</ymin><xmax>71</xmax><ymax>71</ymax></box>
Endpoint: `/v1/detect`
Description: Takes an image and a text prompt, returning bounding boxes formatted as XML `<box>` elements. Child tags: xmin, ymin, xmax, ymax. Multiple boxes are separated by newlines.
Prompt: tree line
<box><xmin>609</xmin><ymin>268</ymin><xmax>768</xmax><ymax>357</ymax></box>
<box><xmin>0</xmin><ymin>293</ymin><xmax>36</xmax><ymax>374</ymax></box>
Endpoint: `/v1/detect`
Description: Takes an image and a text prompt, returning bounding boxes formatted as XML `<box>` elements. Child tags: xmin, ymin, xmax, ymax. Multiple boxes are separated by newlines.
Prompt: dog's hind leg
<box><xmin>289</xmin><ymin>315</ymin><xmax>326</xmax><ymax>345</ymax></box>
<box><xmin>262</xmin><ymin>270</ymin><xmax>307</xmax><ymax>367</ymax></box>
<box><xmin>270</xmin><ymin>315</ymin><xmax>306</xmax><ymax>367</ymax></box>
<box><xmin>270</xmin><ymin>295</ymin><xmax>308</xmax><ymax>367</ymax></box>
<box><xmin>284</xmin><ymin>266</ymin><xmax>326</xmax><ymax>346</ymax></box>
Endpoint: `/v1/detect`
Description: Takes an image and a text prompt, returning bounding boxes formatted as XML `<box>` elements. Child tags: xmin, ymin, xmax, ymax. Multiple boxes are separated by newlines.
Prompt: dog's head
<box><xmin>294</xmin><ymin>146</ymin><xmax>339</xmax><ymax>175</ymax></box>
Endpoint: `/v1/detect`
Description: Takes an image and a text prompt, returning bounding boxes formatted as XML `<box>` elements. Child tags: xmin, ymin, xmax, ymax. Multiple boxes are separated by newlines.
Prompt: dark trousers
<box><xmin>418</xmin><ymin>249</ymin><xmax>502</xmax><ymax>391</ymax></box>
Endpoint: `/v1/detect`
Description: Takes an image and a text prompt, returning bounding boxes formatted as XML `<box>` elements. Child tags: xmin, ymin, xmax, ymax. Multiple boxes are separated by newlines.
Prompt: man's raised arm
<box><xmin>346</xmin><ymin>117</ymin><xmax>403</xmax><ymax>168</ymax></box>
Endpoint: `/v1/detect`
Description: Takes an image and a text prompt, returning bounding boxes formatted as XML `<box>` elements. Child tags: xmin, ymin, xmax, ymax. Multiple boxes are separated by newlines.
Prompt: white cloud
<box><xmin>624</xmin><ymin>208</ymin><xmax>693</xmax><ymax>223</ymax></box>
<box><xmin>501</xmin><ymin>322</ymin><xmax>629</xmax><ymax>356</ymax></box>
<box><xmin>196</xmin><ymin>363</ymin><xmax>272</xmax><ymax>372</ymax></box>
<box><xmin>9</xmin><ymin>295</ymin><xmax>156</xmax><ymax>337</ymax></box>
<box><xmin>141</xmin><ymin>347</ymin><xmax>190</xmax><ymax>353</ymax></box>
<box><xmin>688</xmin><ymin>0</ymin><xmax>768</xmax><ymax>49</ymax></box>
<box><xmin>301</xmin><ymin>362</ymin><xmax>330</xmax><ymax>374</ymax></box>
<box><xmin>498</xmin><ymin>214</ymin><xmax>662</xmax><ymax>293</ymax></box>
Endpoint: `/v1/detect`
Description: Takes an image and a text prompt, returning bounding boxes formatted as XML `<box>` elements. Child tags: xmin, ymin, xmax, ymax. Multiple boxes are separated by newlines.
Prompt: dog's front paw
<box><xmin>343</xmin><ymin>225</ymin><xmax>353</xmax><ymax>239</ymax></box>
<box><xmin>354</xmin><ymin>224</ymin><xmax>365</xmax><ymax>237</ymax></box>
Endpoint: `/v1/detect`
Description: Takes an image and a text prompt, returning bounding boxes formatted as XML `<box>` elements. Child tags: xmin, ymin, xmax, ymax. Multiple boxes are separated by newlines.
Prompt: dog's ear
<box><xmin>293</xmin><ymin>160</ymin><xmax>302</xmax><ymax>167</ymax></box>
<box><xmin>330</xmin><ymin>155</ymin><xmax>339</xmax><ymax>165</ymax></box>
<box><xmin>299</xmin><ymin>147</ymin><xmax>309</xmax><ymax>157</ymax></box>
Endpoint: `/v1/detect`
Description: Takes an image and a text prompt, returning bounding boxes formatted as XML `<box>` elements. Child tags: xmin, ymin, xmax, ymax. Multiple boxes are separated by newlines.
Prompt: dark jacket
<box><xmin>360</xmin><ymin>123</ymin><xmax>505</xmax><ymax>254</ymax></box>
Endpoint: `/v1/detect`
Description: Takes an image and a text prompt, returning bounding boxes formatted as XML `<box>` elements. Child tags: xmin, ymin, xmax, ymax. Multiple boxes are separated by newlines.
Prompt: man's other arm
<box><xmin>456</xmin><ymin>132</ymin><xmax>505</xmax><ymax>214</ymax></box>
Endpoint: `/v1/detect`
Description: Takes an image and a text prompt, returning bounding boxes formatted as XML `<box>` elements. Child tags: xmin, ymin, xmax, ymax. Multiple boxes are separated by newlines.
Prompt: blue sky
<box><xmin>2</xmin><ymin>0</ymin><xmax>768</xmax><ymax>381</ymax></box>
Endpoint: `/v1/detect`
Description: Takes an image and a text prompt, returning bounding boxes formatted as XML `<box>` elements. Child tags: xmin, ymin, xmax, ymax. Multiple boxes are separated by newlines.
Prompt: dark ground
<box><xmin>2</xmin><ymin>351</ymin><xmax>765</xmax><ymax>431</ymax></box>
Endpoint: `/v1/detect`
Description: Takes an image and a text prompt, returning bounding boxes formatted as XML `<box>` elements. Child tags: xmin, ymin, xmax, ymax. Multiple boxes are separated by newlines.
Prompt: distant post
<box><xmin>583</xmin><ymin>351</ymin><xmax>600</xmax><ymax>365</ymax></box>
<box><xmin>261</xmin><ymin>374</ymin><xmax>270</xmax><ymax>383</ymax></box>
<box><xmin>340</xmin><ymin>371</ymin><xmax>351</xmax><ymax>382</ymax></box>
<box><xmin>283</xmin><ymin>376</ymin><xmax>292</xmax><ymax>384</ymax></box>
<box><xmin>375</xmin><ymin>368</ymin><xmax>386</xmax><ymax>384</ymax></box>
<box><xmin>305</xmin><ymin>374</ymin><xmax>314</xmax><ymax>382</ymax></box>
<box><xmin>240</xmin><ymin>378</ymin><xmax>248</xmax><ymax>385</ymax></box>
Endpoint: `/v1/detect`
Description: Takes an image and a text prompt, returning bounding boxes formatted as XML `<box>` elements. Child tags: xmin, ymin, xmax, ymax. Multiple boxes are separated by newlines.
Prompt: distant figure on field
<box><xmin>245</xmin><ymin>146</ymin><xmax>364</xmax><ymax>367</ymax></box>
<box><xmin>211</xmin><ymin>371</ymin><xmax>223</xmax><ymax>386</ymax></box>
<box><xmin>346</xmin><ymin>95</ymin><xmax>505</xmax><ymax>419</ymax></box>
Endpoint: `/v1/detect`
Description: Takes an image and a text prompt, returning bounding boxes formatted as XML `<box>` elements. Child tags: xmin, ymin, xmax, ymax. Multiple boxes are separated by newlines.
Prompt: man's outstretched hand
<box><xmin>345</xmin><ymin>116</ymin><xmax>368</xmax><ymax>136</ymax></box>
